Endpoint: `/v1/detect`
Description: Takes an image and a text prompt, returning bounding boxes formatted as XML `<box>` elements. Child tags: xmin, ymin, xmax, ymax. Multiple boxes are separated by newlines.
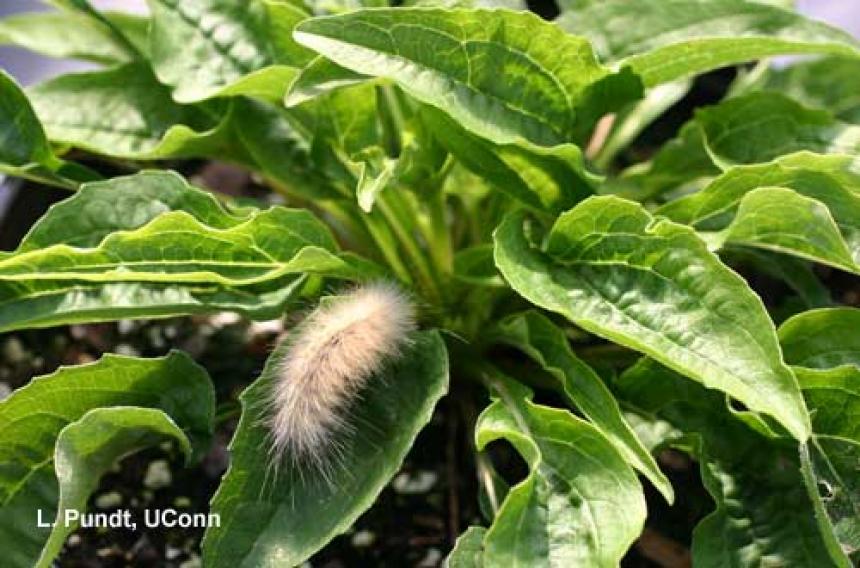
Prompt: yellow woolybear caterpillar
<box><xmin>267</xmin><ymin>282</ymin><xmax>416</xmax><ymax>471</ymax></box>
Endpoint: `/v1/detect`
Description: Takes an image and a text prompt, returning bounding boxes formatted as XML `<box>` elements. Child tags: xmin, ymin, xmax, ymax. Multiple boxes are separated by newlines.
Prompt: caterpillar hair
<box><xmin>266</xmin><ymin>282</ymin><xmax>416</xmax><ymax>472</ymax></box>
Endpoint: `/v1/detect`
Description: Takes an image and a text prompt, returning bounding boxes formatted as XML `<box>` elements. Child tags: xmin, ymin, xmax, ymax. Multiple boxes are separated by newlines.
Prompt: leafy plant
<box><xmin>0</xmin><ymin>0</ymin><xmax>858</xmax><ymax>565</ymax></box>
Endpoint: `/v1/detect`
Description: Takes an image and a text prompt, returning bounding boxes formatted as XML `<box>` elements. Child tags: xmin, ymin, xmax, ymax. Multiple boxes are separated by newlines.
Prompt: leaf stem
<box><xmin>361</xmin><ymin>211</ymin><xmax>415</xmax><ymax>285</ymax></box>
<box><xmin>376</xmin><ymin>194</ymin><xmax>442</xmax><ymax>303</ymax></box>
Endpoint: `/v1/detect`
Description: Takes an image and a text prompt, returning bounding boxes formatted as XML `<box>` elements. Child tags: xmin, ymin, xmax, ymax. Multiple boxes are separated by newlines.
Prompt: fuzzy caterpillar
<box><xmin>267</xmin><ymin>282</ymin><xmax>415</xmax><ymax>470</ymax></box>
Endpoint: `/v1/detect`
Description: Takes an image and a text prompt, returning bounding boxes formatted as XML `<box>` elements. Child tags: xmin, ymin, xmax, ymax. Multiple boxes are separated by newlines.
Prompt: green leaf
<box><xmin>694</xmin><ymin>432</ymin><xmax>838</xmax><ymax>566</ymax></box>
<box><xmin>0</xmin><ymin>466</ymin><xmax>57</xmax><ymax>568</ymax></box>
<box><xmin>714</xmin><ymin>187</ymin><xmax>858</xmax><ymax>273</ymax></box>
<box><xmin>307</xmin><ymin>83</ymin><xmax>383</xmax><ymax>184</ymax></box>
<box><xmin>0</xmin><ymin>170</ymin><xmax>381</xmax><ymax>331</ymax></box>
<box><xmin>295</xmin><ymin>8</ymin><xmax>642</xmax><ymax>146</ymax></box>
<box><xmin>618</xmin><ymin>94</ymin><xmax>860</xmax><ymax>199</ymax></box>
<box><xmin>146</xmin><ymin>0</ymin><xmax>315</xmax><ymax>102</ymax></box>
<box><xmin>476</xmin><ymin>376</ymin><xmax>646</xmax><ymax>567</ymax></box>
<box><xmin>101</xmin><ymin>11</ymin><xmax>150</xmax><ymax>56</ymax></box>
<box><xmin>28</xmin><ymin>63</ymin><xmax>248</xmax><ymax>161</ymax></box>
<box><xmin>0</xmin><ymin>351</ymin><xmax>214</xmax><ymax>507</ymax></box>
<box><xmin>421</xmin><ymin>106</ymin><xmax>598</xmax><ymax>213</ymax></box>
<box><xmin>494</xmin><ymin>196</ymin><xmax>810</xmax><ymax>440</ymax></box>
<box><xmin>658</xmin><ymin>152</ymin><xmax>860</xmax><ymax>228</ymax></box>
<box><xmin>796</xmin><ymin>368</ymin><xmax>860</xmax><ymax>563</ymax></box>
<box><xmin>15</xmin><ymin>170</ymin><xmax>249</xmax><ymax>251</ymax></box>
<box><xmin>557</xmin><ymin>0</ymin><xmax>860</xmax><ymax>87</ymax></box>
<box><xmin>229</xmin><ymin>97</ymin><xmax>343</xmax><ymax>201</ymax></box>
<box><xmin>779</xmin><ymin>309</ymin><xmax>860</xmax><ymax>563</ymax></box>
<box><xmin>779</xmin><ymin>307</ymin><xmax>860</xmax><ymax>369</ymax></box>
<box><xmin>446</xmin><ymin>526</ymin><xmax>486</xmax><ymax>568</ymax></box>
<box><xmin>46</xmin><ymin>0</ymin><xmax>143</xmax><ymax>60</ymax></box>
<box><xmin>0</xmin><ymin>207</ymin><xmax>338</xmax><ymax>288</ymax></box>
<box><xmin>696</xmin><ymin>93</ymin><xmax>860</xmax><ymax>169</ymax></box>
<box><xmin>616</xmin><ymin>359</ymin><xmax>837</xmax><ymax>567</ymax></box>
<box><xmin>0</xmin><ymin>71</ymin><xmax>56</xmax><ymax>169</ymax></box>
<box><xmin>0</xmin><ymin>70</ymin><xmax>97</xmax><ymax>189</ymax></box>
<box><xmin>659</xmin><ymin>152</ymin><xmax>860</xmax><ymax>271</ymax></box>
<box><xmin>0</xmin><ymin>10</ymin><xmax>146</xmax><ymax>64</ymax></box>
<box><xmin>760</xmin><ymin>56</ymin><xmax>860</xmax><ymax>124</ymax></box>
<box><xmin>35</xmin><ymin>407</ymin><xmax>192</xmax><ymax>567</ymax></box>
<box><xmin>491</xmin><ymin>311</ymin><xmax>673</xmax><ymax>502</ymax></box>
<box><xmin>202</xmin><ymin>330</ymin><xmax>448</xmax><ymax>566</ymax></box>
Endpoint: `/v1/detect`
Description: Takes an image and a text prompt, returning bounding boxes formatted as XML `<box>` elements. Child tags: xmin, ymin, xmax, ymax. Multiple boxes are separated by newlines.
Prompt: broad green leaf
<box><xmin>617</xmin><ymin>95</ymin><xmax>860</xmax><ymax>199</ymax></box>
<box><xmin>696</xmin><ymin>93</ymin><xmax>860</xmax><ymax>169</ymax></box>
<box><xmin>616</xmin><ymin>359</ymin><xmax>837</xmax><ymax>567</ymax></box>
<box><xmin>146</xmin><ymin>0</ymin><xmax>315</xmax><ymax>102</ymax></box>
<box><xmin>796</xmin><ymin>368</ymin><xmax>860</xmax><ymax>563</ymax></box>
<box><xmin>801</xmin><ymin>440</ymin><xmax>860</xmax><ymax>566</ymax></box>
<box><xmin>28</xmin><ymin>63</ymin><xmax>248</xmax><ymax>162</ymax></box>
<box><xmin>305</xmin><ymin>83</ymin><xmax>383</xmax><ymax>186</ymax></box>
<box><xmin>658</xmin><ymin>152</ymin><xmax>860</xmax><ymax>228</ymax></box>
<box><xmin>100</xmin><ymin>12</ymin><xmax>150</xmax><ymax>56</ymax></box>
<box><xmin>422</xmin><ymin>106</ymin><xmax>598</xmax><ymax>213</ymax></box>
<box><xmin>46</xmin><ymin>0</ymin><xmax>143</xmax><ymax>60</ymax></box>
<box><xmin>15</xmin><ymin>170</ymin><xmax>249</xmax><ymax>251</ymax></box>
<box><xmin>0</xmin><ymin>71</ymin><xmax>56</xmax><ymax>169</ymax></box>
<box><xmin>779</xmin><ymin>307</ymin><xmax>860</xmax><ymax>369</ymax></box>
<box><xmin>494</xmin><ymin>196</ymin><xmax>810</xmax><ymax>440</ymax></box>
<box><xmin>659</xmin><ymin>153</ymin><xmax>860</xmax><ymax>271</ymax></box>
<box><xmin>230</xmin><ymin>98</ymin><xmax>342</xmax><ymax>201</ymax></box>
<box><xmin>36</xmin><ymin>407</ymin><xmax>192</xmax><ymax>567</ymax></box>
<box><xmin>761</xmin><ymin>56</ymin><xmax>860</xmax><ymax>124</ymax></box>
<box><xmin>317</xmin><ymin>83</ymin><xmax>381</xmax><ymax>158</ymax></box>
<box><xmin>796</xmin><ymin>369</ymin><xmax>860</xmax><ymax>453</ymax></box>
<box><xmin>557</xmin><ymin>0</ymin><xmax>860</xmax><ymax>87</ymax></box>
<box><xmin>779</xmin><ymin>309</ymin><xmax>860</xmax><ymax>563</ymax></box>
<box><xmin>0</xmin><ymin>70</ymin><xmax>97</xmax><ymax>189</ymax></box>
<box><xmin>446</xmin><ymin>526</ymin><xmax>486</xmax><ymax>568</ymax></box>
<box><xmin>0</xmin><ymin>466</ymin><xmax>57</xmax><ymax>568</ymax></box>
<box><xmin>0</xmin><ymin>351</ymin><xmax>214</xmax><ymax>506</ymax></box>
<box><xmin>713</xmin><ymin>187</ymin><xmax>858</xmax><ymax>273</ymax></box>
<box><xmin>0</xmin><ymin>171</ymin><xmax>380</xmax><ymax>331</ymax></box>
<box><xmin>491</xmin><ymin>311</ymin><xmax>673</xmax><ymax>501</ymax></box>
<box><xmin>0</xmin><ymin>10</ymin><xmax>145</xmax><ymax>64</ymax></box>
<box><xmin>0</xmin><ymin>211</ymin><xmax>372</xmax><ymax>329</ymax></box>
<box><xmin>202</xmin><ymin>331</ymin><xmax>448</xmax><ymax>566</ymax></box>
<box><xmin>694</xmin><ymin>433</ymin><xmax>838</xmax><ymax>567</ymax></box>
<box><xmin>476</xmin><ymin>376</ymin><xmax>646</xmax><ymax>567</ymax></box>
<box><xmin>295</xmin><ymin>8</ymin><xmax>642</xmax><ymax>147</ymax></box>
